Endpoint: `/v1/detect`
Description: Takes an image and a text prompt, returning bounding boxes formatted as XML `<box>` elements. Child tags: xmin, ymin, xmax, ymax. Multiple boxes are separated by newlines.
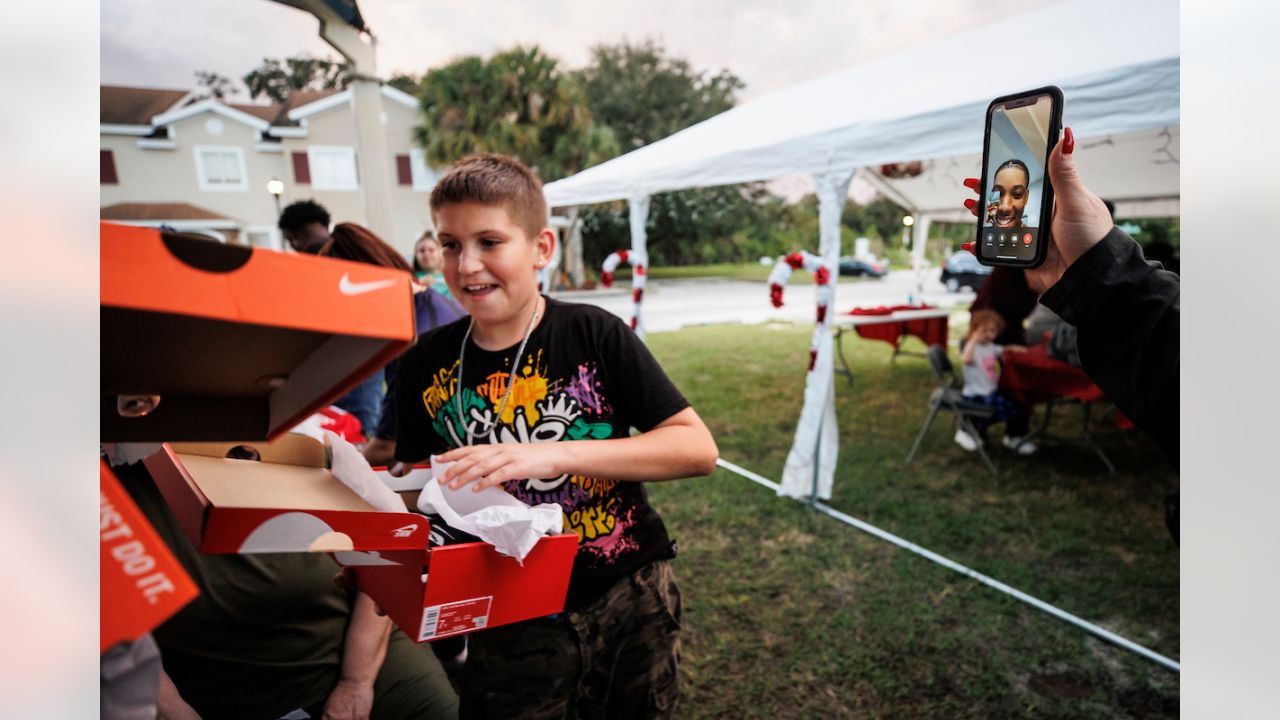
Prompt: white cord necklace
<box><xmin>456</xmin><ymin>298</ymin><xmax>541</xmax><ymax>446</ymax></box>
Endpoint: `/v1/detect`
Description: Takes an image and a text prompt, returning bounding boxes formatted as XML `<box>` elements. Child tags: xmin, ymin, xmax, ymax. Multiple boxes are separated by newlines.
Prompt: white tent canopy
<box><xmin>545</xmin><ymin>0</ymin><xmax>1179</xmax><ymax>499</ymax></box>
<box><xmin>545</xmin><ymin>0</ymin><xmax>1178</xmax><ymax>210</ymax></box>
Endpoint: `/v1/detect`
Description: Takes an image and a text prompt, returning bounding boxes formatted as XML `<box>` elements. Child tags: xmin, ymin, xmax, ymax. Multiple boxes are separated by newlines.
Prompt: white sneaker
<box><xmin>954</xmin><ymin>429</ymin><xmax>979</xmax><ymax>452</ymax></box>
<box><xmin>1002</xmin><ymin>436</ymin><xmax>1038</xmax><ymax>455</ymax></box>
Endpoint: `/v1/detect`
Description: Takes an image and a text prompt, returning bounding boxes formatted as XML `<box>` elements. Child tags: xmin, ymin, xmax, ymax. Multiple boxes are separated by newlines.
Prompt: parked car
<box><xmin>838</xmin><ymin>256</ymin><xmax>889</xmax><ymax>278</ymax></box>
<box><xmin>940</xmin><ymin>251</ymin><xmax>993</xmax><ymax>292</ymax></box>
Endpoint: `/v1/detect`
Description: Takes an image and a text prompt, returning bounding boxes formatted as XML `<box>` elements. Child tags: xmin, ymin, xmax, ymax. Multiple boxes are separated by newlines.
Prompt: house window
<box><xmin>306</xmin><ymin>146</ymin><xmax>359</xmax><ymax>191</ymax></box>
<box><xmin>410</xmin><ymin>149</ymin><xmax>436</xmax><ymax>192</ymax></box>
<box><xmin>194</xmin><ymin>146</ymin><xmax>248</xmax><ymax>191</ymax></box>
<box><xmin>101</xmin><ymin>150</ymin><xmax>118</xmax><ymax>184</ymax></box>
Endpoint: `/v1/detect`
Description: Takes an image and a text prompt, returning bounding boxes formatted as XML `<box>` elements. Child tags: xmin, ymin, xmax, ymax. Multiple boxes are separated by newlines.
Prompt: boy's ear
<box><xmin>535</xmin><ymin>227</ymin><xmax>556</xmax><ymax>268</ymax></box>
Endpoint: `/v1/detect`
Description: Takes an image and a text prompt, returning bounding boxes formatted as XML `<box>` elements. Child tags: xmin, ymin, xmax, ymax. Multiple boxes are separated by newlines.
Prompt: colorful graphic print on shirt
<box><xmin>418</xmin><ymin>350</ymin><xmax>643</xmax><ymax>560</ymax></box>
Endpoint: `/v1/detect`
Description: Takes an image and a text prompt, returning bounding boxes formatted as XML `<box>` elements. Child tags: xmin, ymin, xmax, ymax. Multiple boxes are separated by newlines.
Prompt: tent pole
<box><xmin>910</xmin><ymin>215</ymin><xmax>932</xmax><ymax>304</ymax></box>
<box><xmin>778</xmin><ymin>169</ymin><xmax>854</xmax><ymax>501</ymax></box>
<box><xmin>627</xmin><ymin>195</ymin><xmax>650</xmax><ymax>340</ymax></box>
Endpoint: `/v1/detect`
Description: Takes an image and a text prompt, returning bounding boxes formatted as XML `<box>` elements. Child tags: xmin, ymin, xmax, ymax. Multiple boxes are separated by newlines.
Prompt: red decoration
<box><xmin>634</xmin><ymin>264</ymin><xmax>646</xmax><ymax>276</ymax></box>
<box><xmin>601</xmin><ymin>271</ymin><xmax>614</xmax><ymax>288</ymax></box>
<box><xmin>617</xmin><ymin>249</ymin><xmax>629</xmax><ymax>263</ymax></box>
<box><xmin>632</xmin><ymin>288</ymin><xmax>644</xmax><ymax>303</ymax></box>
<box><xmin>808</xmin><ymin>348</ymin><xmax>818</xmax><ymax>371</ymax></box>
<box><xmin>816</xmin><ymin>304</ymin><xmax>827</xmax><ymax>323</ymax></box>
<box><xmin>813</xmin><ymin>266</ymin><xmax>830</xmax><ymax>286</ymax></box>
<box><xmin>629</xmin><ymin>316</ymin><xmax>638</xmax><ymax>329</ymax></box>
<box><xmin>784</xmin><ymin>252</ymin><xmax>805</xmax><ymax>270</ymax></box>
<box><xmin>769</xmin><ymin>283</ymin><xmax>784</xmax><ymax>309</ymax></box>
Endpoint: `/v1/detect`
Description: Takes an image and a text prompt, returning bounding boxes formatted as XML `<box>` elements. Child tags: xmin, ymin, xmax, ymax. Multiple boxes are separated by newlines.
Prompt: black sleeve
<box><xmin>392</xmin><ymin>343</ymin><xmax>447</xmax><ymax>463</ymax></box>
<box><xmin>1039</xmin><ymin>228</ymin><xmax>1180</xmax><ymax>467</ymax></box>
<box><xmin>598</xmin><ymin>315</ymin><xmax>690</xmax><ymax>432</ymax></box>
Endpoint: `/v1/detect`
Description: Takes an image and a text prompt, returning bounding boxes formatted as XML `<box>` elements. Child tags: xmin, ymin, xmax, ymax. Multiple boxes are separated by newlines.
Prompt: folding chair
<box><xmin>905</xmin><ymin>345</ymin><xmax>998</xmax><ymax>474</ymax></box>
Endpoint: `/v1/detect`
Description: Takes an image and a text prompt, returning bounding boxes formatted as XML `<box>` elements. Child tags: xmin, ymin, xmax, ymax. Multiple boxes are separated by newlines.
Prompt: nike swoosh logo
<box><xmin>339</xmin><ymin>273</ymin><xmax>397</xmax><ymax>296</ymax></box>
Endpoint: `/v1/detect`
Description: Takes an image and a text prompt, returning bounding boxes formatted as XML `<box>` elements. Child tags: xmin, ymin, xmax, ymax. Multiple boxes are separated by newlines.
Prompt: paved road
<box><xmin>550</xmin><ymin>269</ymin><xmax>977</xmax><ymax>332</ymax></box>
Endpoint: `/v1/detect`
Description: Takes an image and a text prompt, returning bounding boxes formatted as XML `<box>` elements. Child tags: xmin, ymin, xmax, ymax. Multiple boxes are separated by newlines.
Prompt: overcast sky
<box><xmin>102</xmin><ymin>0</ymin><xmax>1060</xmax><ymax>103</ymax></box>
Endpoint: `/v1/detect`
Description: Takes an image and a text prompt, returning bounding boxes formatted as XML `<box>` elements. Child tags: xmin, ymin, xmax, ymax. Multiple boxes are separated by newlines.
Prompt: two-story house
<box><xmin>100</xmin><ymin>84</ymin><xmax>438</xmax><ymax>255</ymax></box>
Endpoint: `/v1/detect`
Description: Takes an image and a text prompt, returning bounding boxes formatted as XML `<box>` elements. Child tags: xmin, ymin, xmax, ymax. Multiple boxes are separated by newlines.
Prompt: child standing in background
<box><xmin>958</xmin><ymin>309</ymin><xmax>1037</xmax><ymax>455</ymax></box>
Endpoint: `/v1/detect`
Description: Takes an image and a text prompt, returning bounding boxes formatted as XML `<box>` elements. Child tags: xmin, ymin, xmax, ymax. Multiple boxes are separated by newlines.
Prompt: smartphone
<box><xmin>974</xmin><ymin>86</ymin><xmax>1064</xmax><ymax>268</ymax></box>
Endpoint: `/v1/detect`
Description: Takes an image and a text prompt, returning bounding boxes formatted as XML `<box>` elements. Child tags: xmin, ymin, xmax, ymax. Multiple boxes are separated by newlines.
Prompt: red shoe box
<box><xmin>144</xmin><ymin>435</ymin><xmax>578</xmax><ymax>640</ymax></box>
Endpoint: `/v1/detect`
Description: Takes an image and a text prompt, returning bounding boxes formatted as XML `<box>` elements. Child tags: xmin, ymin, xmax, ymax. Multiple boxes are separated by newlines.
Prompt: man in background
<box><xmin>278</xmin><ymin>199</ymin><xmax>332</xmax><ymax>254</ymax></box>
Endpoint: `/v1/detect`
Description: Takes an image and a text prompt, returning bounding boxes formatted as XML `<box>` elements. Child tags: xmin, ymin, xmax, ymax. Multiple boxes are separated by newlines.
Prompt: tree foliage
<box><xmin>242</xmin><ymin>55</ymin><xmax>351</xmax><ymax>104</ymax></box>
<box><xmin>576</xmin><ymin>38</ymin><xmax>743</xmax><ymax>151</ymax></box>
<box><xmin>193</xmin><ymin>71</ymin><xmax>235</xmax><ymax>100</ymax></box>
<box><xmin>413</xmin><ymin>45</ymin><xmax>618</xmax><ymax>182</ymax></box>
<box><xmin>386</xmin><ymin>72</ymin><xmax>422</xmax><ymax>97</ymax></box>
<box><xmin>576</xmin><ymin>40</ymin><xmax>761</xmax><ymax>267</ymax></box>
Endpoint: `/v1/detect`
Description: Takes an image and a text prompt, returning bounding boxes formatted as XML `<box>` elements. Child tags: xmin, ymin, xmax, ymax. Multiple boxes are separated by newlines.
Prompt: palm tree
<box><xmin>413</xmin><ymin>45</ymin><xmax>617</xmax><ymax>182</ymax></box>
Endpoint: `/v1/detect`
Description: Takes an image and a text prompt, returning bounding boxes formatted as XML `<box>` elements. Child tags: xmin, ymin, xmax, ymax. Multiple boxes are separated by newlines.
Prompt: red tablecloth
<box><xmin>999</xmin><ymin>344</ymin><xmax>1105</xmax><ymax>405</ymax></box>
<box><xmin>847</xmin><ymin>305</ymin><xmax>948</xmax><ymax>349</ymax></box>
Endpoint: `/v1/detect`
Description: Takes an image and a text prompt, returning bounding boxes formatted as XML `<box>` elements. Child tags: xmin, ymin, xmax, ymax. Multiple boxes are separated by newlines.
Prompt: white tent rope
<box><xmin>715</xmin><ymin>457</ymin><xmax>1181</xmax><ymax>673</ymax></box>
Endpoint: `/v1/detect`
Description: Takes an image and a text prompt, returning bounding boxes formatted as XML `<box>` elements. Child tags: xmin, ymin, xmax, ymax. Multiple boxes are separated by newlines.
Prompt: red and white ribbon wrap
<box><xmin>768</xmin><ymin>250</ymin><xmax>834</xmax><ymax>371</ymax></box>
<box><xmin>601</xmin><ymin>249</ymin><xmax>647</xmax><ymax>330</ymax></box>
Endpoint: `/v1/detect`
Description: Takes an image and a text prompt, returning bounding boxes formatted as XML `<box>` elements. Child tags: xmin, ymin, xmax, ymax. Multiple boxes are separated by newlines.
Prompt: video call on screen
<box><xmin>981</xmin><ymin>94</ymin><xmax>1052</xmax><ymax>262</ymax></box>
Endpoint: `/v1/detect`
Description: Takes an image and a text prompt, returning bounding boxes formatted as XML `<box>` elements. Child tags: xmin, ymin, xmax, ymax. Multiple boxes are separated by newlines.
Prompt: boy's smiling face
<box><xmin>435</xmin><ymin>201</ymin><xmax>554</xmax><ymax>336</ymax></box>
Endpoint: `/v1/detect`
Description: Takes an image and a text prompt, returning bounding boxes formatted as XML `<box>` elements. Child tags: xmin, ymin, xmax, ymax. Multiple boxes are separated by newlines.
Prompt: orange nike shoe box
<box><xmin>142</xmin><ymin>436</ymin><xmax>429</xmax><ymax>554</ymax></box>
<box><xmin>143</xmin><ymin>435</ymin><xmax>578</xmax><ymax>640</ymax></box>
<box><xmin>101</xmin><ymin>460</ymin><xmax>198</xmax><ymax>653</ymax></box>
<box><xmin>101</xmin><ymin>222</ymin><xmax>416</xmax><ymax>442</ymax></box>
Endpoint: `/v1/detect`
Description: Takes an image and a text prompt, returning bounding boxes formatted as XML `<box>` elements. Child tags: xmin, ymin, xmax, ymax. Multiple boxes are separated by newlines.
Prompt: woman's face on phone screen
<box><xmin>991</xmin><ymin>165</ymin><xmax>1029</xmax><ymax>228</ymax></box>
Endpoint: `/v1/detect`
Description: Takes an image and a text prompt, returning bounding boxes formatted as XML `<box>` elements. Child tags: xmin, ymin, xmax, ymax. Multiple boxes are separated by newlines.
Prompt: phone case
<box><xmin>974</xmin><ymin>86</ymin><xmax>1064</xmax><ymax>269</ymax></box>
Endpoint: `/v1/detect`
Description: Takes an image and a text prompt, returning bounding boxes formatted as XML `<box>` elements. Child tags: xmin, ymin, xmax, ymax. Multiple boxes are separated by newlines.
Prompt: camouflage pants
<box><xmin>458</xmin><ymin>560</ymin><xmax>682</xmax><ymax>720</ymax></box>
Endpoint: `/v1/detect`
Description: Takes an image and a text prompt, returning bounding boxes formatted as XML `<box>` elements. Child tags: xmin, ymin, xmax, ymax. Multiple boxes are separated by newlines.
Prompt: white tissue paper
<box><xmin>324</xmin><ymin>430</ymin><xmax>406</xmax><ymax>514</ymax></box>
<box><xmin>419</xmin><ymin>456</ymin><xmax>564</xmax><ymax>564</ymax></box>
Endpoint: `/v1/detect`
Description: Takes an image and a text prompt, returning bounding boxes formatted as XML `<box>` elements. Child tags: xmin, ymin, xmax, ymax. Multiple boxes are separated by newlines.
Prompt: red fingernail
<box><xmin>1063</xmin><ymin>127</ymin><xmax>1074</xmax><ymax>155</ymax></box>
<box><xmin>963</xmin><ymin>198</ymin><xmax>976</xmax><ymax>210</ymax></box>
<box><xmin>963</xmin><ymin>178</ymin><xmax>980</xmax><ymax>190</ymax></box>
<box><xmin>961</xmin><ymin>242</ymin><xmax>975</xmax><ymax>253</ymax></box>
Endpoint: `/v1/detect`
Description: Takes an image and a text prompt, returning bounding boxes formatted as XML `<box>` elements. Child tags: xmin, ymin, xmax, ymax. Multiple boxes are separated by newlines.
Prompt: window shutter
<box><xmin>396</xmin><ymin>154</ymin><xmax>412</xmax><ymax>186</ymax></box>
<box><xmin>292</xmin><ymin>152</ymin><xmax>311</xmax><ymax>184</ymax></box>
<box><xmin>101</xmin><ymin>150</ymin><xmax>118</xmax><ymax>184</ymax></box>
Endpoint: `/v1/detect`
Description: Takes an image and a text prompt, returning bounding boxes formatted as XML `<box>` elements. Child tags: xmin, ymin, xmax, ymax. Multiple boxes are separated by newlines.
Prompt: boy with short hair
<box><xmin>390</xmin><ymin>153</ymin><xmax>719</xmax><ymax>719</ymax></box>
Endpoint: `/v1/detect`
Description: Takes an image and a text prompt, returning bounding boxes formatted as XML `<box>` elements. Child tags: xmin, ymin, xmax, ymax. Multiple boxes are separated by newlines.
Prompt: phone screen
<box><xmin>980</xmin><ymin>94</ymin><xmax>1055</xmax><ymax>263</ymax></box>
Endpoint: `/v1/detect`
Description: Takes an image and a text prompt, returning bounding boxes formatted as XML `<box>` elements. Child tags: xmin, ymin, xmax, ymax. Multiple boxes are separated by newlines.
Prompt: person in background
<box><xmin>956</xmin><ymin>310</ymin><xmax>1036</xmax><ymax>455</ymax></box>
<box><xmin>317</xmin><ymin>223</ymin><xmax>465</xmax><ymax>466</ymax></box>
<box><xmin>320</xmin><ymin>222</ymin><xmax>465</xmax><ymax>448</ymax></box>
<box><xmin>278</xmin><ymin>199</ymin><xmax>332</xmax><ymax>254</ymax></box>
<box><xmin>413</xmin><ymin>231</ymin><xmax>451</xmax><ymax>297</ymax></box>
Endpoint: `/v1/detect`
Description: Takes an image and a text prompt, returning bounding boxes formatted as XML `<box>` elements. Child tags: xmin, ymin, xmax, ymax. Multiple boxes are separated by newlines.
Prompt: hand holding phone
<box><xmin>973</xmin><ymin>87</ymin><xmax>1064</xmax><ymax>268</ymax></box>
<box><xmin>963</xmin><ymin>126</ymin><xmax>1116</xmax><ymax>292</ymax></box>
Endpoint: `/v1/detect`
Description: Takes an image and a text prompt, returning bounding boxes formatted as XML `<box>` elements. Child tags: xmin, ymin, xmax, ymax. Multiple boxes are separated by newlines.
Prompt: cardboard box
<box><xmin>142</xmin><ymin>435</ymin><xmax>430</xmax><ymax>554</ymax></box>
<box><xmin>101</xmin><ymin>222</ymin><xmax>416</xmax><ymax>442</ymax></box>
<box><xmin>101</xmin><ymin>460</ymin><xmax>199</xmax><ymax>652</ymax></box>
<box><xmin>143</xmin><ymin>435</ymin><xmax>579</xmax><ymax>640</ymax></box>
<box><xmin>343</xmin><ymin>533</ymin><xmax>579</xmax><ymax>642</ymax></box>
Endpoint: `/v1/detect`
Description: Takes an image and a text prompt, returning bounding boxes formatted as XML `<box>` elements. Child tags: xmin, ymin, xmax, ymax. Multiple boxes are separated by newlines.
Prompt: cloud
<box><xmin>102</xmin><ymin>0</ymin><xmax>1061</xmax><ymax>100</ymax></box>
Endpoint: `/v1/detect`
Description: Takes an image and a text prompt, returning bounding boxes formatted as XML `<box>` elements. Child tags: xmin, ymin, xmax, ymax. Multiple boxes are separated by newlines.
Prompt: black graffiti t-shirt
<box><xmin>395</xmin><ymin>296</ymin><xmax>689</xmax><ymax>607</ymax></box>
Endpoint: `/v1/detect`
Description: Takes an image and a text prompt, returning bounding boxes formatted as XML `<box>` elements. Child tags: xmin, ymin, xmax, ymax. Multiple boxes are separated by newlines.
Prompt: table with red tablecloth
<box><xmin>832</xmin><ymin>305</ymin><xmax>951</xmax><ymax>384</ymax></box>
<box><xmin>998</xmin><ymin>344</ymin><xmax>1129</xmax><ymax>472</ymax></box>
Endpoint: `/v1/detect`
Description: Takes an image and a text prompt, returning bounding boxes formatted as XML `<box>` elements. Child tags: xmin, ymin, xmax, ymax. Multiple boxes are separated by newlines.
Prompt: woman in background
<box><xmin>412</xmin><ymin>231</ymin><xmax>451</xmax><ymax>297</ymax></box>
<box><xmin>320</xmin><ymin>223</ymin><xmax>465</xmax><ymax>465</ymax></box>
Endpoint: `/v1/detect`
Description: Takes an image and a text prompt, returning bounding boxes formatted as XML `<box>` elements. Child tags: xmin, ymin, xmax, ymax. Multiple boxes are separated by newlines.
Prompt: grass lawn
<box><xmin>643</xmin><ymin>322</ymin><xmax>1179</xmax><ymax>719</ymax></box>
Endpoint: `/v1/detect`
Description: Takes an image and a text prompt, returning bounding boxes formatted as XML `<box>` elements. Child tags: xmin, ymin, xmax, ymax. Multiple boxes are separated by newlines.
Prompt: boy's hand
<box><xmin>436</xmin><ymin>443</ymin><xmax>567</xmax><ymax>492</ymax></box>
